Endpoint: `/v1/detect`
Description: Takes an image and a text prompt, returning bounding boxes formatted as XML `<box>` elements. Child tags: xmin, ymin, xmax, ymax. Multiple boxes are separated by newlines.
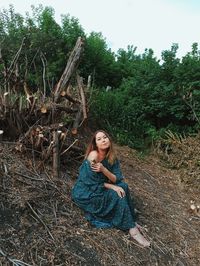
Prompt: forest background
<box><xmin>1</xmin><ymin>4</ymin><xmax>200</xmax><ymax>150</ymax></box>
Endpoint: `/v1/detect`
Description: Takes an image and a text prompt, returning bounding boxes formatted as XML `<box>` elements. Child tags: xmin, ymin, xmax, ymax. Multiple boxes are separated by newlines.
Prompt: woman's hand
<box><xmin>91</xmin><ymin>162</ymin><xmax>104</xmax><ymax>172</ymax></box>
<box><xmin>91</xmin><ymin>160</ymin><xmax>117</xmax><ymax>184</ymax></box>
<box><xmin>104</xmin><ymin>183</ymin><xmax>125</xmax><ymax>198</ymax></box>
<box><xmin>111</xmin><ymin>185</ymin><xmax>126</xmax><ymax>198</ymax></box>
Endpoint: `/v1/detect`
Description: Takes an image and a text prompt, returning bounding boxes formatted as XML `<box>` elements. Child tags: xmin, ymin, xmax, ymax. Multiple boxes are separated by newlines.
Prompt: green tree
<box><xmin>81</xmin><ymin>32</ymin><xmax>116</xmax><ymax>87</ymax></box>
<box><xmin>61</xmin><ymin>14</ymin><xmax>85</xmax><ymax>52</ymax></box>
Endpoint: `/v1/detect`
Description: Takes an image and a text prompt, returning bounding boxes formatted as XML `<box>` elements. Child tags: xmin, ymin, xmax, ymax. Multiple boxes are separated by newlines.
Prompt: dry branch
<box><xmin>40</xmin><ymin>103</ymin><xmax>78</xmax><ymax>114</ymax></box>
<box><xmin>77</xmin><ymin>73</ymin><xmax>87</xmax><ymax>119</ymax></box>
<box><xmin>54</xmin><ymin>37</ymin><xmax>84</xmax><ymax>102</ymax></box>
<box><xmin>27</xmin><ymin>202</ymin><xmax>55</xmax><ymax>241</ymax></box>
<box><xmin>0</xmin><ymin>37</ymin><xmax>87</xmax><ymax>168</ymax></box>
<box><xmin>71</xmin><ymin>108</ymin><xmax>83</xmax><ymax>135</ymax></box>
<box><xmin>0</xmin><ymin>129</ymin><xmax>3</xmax><ymax>141</ymax></box>
<box><xmin>5</xmin><ymin>37</ymin><xmax>26</xmax><ymax>86</ymax></box>
<box><xmin>0</xmin><ymin>248</ymin><xmax>32</xmax><ymax>266</ymax></box>
<box><xmin>53</xmin><ymin>130</ymin><xmax>60</xmax><ymax>178</ymax></box>
<box><xmin>60</xmin><ymin>89</ymin><xmax>81</xmax><ymax>104</ymax></box>
<box><xmin>61</xmin><ymin>139</ymin><xmax>78</xmax><ymax>155</ymax></box>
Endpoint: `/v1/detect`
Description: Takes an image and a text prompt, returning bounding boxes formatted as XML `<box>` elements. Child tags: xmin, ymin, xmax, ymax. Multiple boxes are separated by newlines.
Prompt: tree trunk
<box><xmin>53</xmin><ymin>130</ymin><xmax>60</xmax><ymax>178</ymax></box>
<box><xmin>54</xmin><ymin>37</ymin><xmax>84</xmax><ymax>103</ymax></box>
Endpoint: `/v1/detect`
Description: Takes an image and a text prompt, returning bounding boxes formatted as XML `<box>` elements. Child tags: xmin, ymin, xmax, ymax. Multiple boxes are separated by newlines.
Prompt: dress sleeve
<box><xmin>111</xmin><ymin>159</ymin><xmax>124</xmax><ymax>183</ymax></box>
<box><xmin>78</xmin><ymin>160</ymin><xmax>105</xmax><ymax>187</ymax></box>
<box><xmin>72</xmin><ymin>160</ymin><xmax>105</xmax><ymax>201</ymax></box>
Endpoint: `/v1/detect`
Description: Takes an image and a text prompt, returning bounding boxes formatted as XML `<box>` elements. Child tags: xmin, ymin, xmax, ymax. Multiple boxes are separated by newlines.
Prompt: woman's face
<box><xmin>95</xmin><ymin>131</ymin><xmax>110</xmax><ymax>151</ymax></box>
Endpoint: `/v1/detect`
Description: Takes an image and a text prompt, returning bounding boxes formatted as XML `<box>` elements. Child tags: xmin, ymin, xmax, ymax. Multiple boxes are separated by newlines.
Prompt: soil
<box><xmin>0</xmin><ymin>141</ymin><xmax>199</xmax><ymax>266</ymax></box>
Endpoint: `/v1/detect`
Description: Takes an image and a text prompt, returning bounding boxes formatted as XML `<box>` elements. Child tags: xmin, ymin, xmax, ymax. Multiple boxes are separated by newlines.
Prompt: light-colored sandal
<box><xmin>131</xmin><ymin>228</ymin><xmax>150</xmax><ymax>248</ymax></box>
<box><xmin>136</xmin><ymin>223</ymin><xmax>143</xmax><ymax>231</ymax></box>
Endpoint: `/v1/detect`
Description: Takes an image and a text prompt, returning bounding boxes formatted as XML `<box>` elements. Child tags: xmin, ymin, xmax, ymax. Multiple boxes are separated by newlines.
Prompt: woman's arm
<box><xmin>87</xmin><ymin>151</ymin><xmax>117</xmax><ymax>183</ymax></box>
<box><xmin>111</xmin><ymin>159</ymin><xmax>124</xmax><ymax>183</ymax></box>
<box><xmin>101</xmin><ymin>165</ymin><xmax>117</xmax><ymax>183</ymax></box>
<box><xmin>94</xmin><ymin>159</ymin><xmax>124</xmax><ymax>184</ymax></box>
<box><xmin>104</xmin><ymin>182</ymin><xmax>125</xmax><ymax>198</ymax></box>
<box><xmin>91</xmin><ymin>163</ymin><xmax>117</xmax><ymax>183</ymax></box>
<box><xmin>87</xmin><ymin>150</ymin><xmax>98</xmax><ymax>164</ymax></box>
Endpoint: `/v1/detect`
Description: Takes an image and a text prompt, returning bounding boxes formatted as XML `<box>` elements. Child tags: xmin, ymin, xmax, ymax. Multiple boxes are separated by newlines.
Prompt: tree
<box><xmin>81</xmin><ymin>32</ymin><xmax>116</xmax><ymax>87</ymax></box>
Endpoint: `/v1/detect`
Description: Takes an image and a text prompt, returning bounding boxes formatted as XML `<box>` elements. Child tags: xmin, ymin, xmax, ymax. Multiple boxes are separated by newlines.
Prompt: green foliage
<box><xmin>0</xmin><ymin>5</ymin><xmax>85</xmax><ymax>92</ymax></box>
<box><xmin>80</xmin><ymin>32</ymin><xmax>116</xmax><ymax>87</ymax></box>
<box><xmin>1</xmin><ymin>4</ymin><xmax>200</xmax><ymax>150</ymax></box>
<box><xmin>61</xmin><ymin>14</ymin><xmax>85</xmax><ymax>51</ymax></box>
<box><xmin>89</xmin><ymin>43</ymin><xmax>200</xmax><ymax>149</ymax></box>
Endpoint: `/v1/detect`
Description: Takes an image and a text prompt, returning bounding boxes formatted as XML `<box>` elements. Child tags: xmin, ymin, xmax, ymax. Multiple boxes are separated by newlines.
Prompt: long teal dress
<box><xmin>71</xmin><ymin>158</ymin><xmax>136</xmax><ymax>230</ymax></box>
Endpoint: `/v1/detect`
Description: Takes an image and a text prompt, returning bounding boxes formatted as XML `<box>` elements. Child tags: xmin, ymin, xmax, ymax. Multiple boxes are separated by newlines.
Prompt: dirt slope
<box><xmin>0</xmin><ymin>142</ymin><xmax>199</xmax><ymax>266</ymax></box>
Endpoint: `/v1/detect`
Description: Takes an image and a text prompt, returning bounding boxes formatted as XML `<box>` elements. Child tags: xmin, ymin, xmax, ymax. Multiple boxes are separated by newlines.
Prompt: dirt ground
<box><xmin>0</xmin><ymin>141</ymin><xmax>200</xmax><ymax>266</ymax></box>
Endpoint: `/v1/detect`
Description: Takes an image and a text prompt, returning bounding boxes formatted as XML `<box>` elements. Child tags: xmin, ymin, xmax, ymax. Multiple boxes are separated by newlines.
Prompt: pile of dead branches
<box><xmin>0</xmin><ymin>37</ymin><xmax>90</xmax><ymax>176</ymax></box>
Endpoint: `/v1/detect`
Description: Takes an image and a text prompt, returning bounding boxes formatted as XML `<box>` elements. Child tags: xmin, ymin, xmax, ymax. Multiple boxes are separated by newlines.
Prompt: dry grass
<box><xmin>155</xmin><ymin>130</ymin><xmax>200</xmax><ymax>188</ymax></box>
<box><xmin>0</xmin><ymin>139</ymin><xmax>200</xmax><ymax>265</ymax></box>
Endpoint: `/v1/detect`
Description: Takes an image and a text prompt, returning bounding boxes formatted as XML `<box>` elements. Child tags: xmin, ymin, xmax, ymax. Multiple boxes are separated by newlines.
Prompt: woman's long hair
<box><xmin>84</xmin><ymin>130</ymin><xmax>117</xmax><ymax>164</ymax></box>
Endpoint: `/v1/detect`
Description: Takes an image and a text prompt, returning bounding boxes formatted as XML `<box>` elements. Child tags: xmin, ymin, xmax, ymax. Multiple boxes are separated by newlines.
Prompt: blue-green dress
<box><xmin>71</xmin><ymin>159</ymin><xmax>136</xmax><ymax>230</ymax></box>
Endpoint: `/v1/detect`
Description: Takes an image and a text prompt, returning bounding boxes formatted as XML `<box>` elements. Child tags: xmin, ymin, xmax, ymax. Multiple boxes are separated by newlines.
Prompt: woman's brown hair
<box><xmin>84</xmin><ymin>130</ymin><xmax>117</xmax><ymax>164</ymax></box>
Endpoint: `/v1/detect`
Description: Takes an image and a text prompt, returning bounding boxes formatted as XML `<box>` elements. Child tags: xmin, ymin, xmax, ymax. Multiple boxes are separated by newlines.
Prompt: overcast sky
<box><xmin>0</xmin><ymin>0</ymin><xmax>200</xmax><ymax>59</ymax></box>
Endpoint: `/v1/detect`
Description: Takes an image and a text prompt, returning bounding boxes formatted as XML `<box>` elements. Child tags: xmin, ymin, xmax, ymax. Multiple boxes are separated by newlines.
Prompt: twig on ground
<box><xmin>13</xmin><ymin>171</ymin><xmax>44</xmax><ymax>181</ymax></box>
<box><xmin>0</xmin><ymin>248</ymin><xmax>32</xmax><ymax>266</ymax></box>
<box><xmin>27</xmin><ymin>202</ymin><xmax>55</xmax><ymax>242</ymax></box>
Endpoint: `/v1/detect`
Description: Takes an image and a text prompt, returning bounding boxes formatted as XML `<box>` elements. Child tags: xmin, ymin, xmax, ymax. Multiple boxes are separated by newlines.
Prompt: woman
<box><xmin>71</xmin><ymin>130</ymin><xmax>150</xmax><ymax>247</ymax></box>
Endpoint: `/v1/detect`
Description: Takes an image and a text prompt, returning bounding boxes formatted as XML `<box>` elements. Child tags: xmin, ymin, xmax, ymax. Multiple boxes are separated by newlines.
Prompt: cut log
<box><xmin>52</xmin><ymin>130</ymin><xmax>60</xmax><ymax>178</ymax></box>
<box><xmin>0</xmin><ymin>130</ymin><xmax>3</xmax><ymax>141</ymax></box>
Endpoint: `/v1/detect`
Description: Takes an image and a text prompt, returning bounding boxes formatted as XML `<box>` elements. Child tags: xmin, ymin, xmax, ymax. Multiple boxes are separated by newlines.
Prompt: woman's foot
<box><xmin>129</xmin><ymin>227</ymin><xmax>150</xmax><ymax>247</ymax></box>
<box><xmin>135</xmin><ymin>223</ymin><xmax>143</xmax><ymax>231</ymax></box>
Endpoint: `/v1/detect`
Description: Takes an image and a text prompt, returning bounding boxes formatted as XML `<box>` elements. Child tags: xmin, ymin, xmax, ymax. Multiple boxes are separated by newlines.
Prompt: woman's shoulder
<box><xmin>87</xmin><ymin>150</ymin><xmax>98</xmax><ymax>162</ymax></box>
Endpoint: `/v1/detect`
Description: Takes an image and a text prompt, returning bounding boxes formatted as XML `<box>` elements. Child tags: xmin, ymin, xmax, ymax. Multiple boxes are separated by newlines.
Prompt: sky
<box><xmin>0</xmin><ymin>0</ymin><xmax>200</xmax><ymax>59</ymax></box>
